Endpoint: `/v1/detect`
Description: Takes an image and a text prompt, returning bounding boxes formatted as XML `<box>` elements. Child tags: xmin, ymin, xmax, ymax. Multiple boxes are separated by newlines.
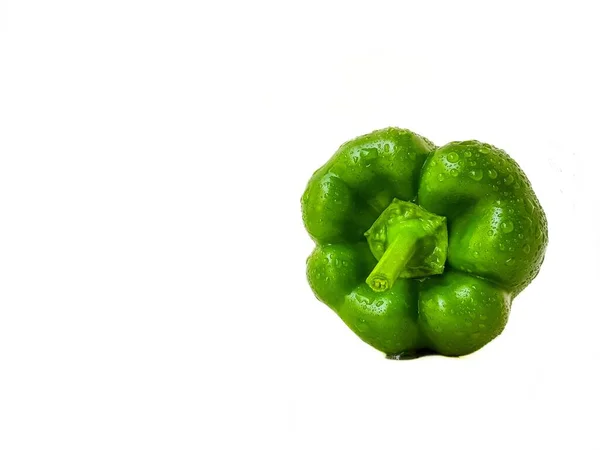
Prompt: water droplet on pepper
<box><xmin>501</xmin><ymin>221</ymin><xmax>514</xmax><ymax>233</ymax></box>
<box><xmin>468</xmin><ymin>169</ymin><xmax>483</xmax><ymax>181</ymax></box>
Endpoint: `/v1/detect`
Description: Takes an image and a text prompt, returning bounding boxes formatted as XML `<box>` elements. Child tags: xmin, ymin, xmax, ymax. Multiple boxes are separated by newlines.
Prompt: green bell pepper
<box><xmin>301</xmin><ymin>128</ymin><xmax>548</xmax><ymax>358</ymax></box>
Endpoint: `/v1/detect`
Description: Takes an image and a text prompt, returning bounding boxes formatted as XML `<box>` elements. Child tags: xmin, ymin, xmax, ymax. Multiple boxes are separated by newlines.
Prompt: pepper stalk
<box><xmin>365</xmin><ymin>199</ymin><xmax>448</xmax><ymax>292</ymax></box>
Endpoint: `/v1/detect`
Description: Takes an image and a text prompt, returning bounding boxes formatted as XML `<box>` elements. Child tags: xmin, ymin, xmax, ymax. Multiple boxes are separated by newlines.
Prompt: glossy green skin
<box><xmin>302</xmin><ymin>128</ymin><xmax>548</xmax><ymax>357</ymax></box>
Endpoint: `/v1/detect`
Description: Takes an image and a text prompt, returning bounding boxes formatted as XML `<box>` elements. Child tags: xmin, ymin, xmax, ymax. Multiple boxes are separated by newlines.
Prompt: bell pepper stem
<box><xmin>366</xmin><ymin>233</ymin><xmax>418</xmax><ymax>292</ymax></box>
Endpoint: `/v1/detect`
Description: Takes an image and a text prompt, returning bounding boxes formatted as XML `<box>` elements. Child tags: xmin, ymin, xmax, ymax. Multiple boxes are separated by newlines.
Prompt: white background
<box><xmin>1</xmin><ymin>1</ymin><xmax>598</xmax><ymax>449</ymax></box>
